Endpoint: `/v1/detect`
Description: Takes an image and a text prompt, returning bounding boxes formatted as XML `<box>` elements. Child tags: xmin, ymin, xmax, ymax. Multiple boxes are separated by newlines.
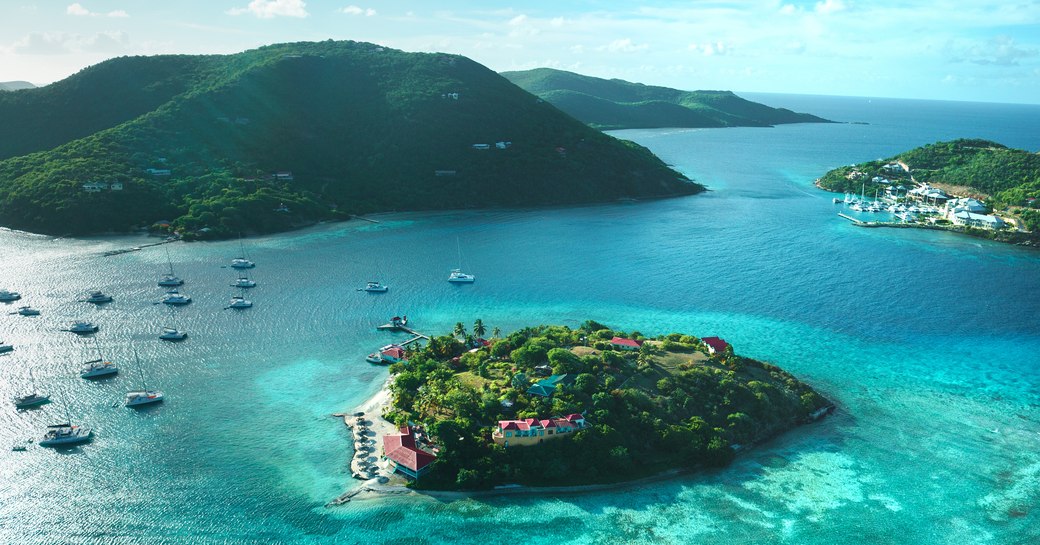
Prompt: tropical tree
<box><xmin>492</xmin><ymin>326</ymin><xmax>501</xmax><ymax>339</ymax></box>
<box><xmin>453</xmin><ymin>322</ymin><xmax>467</xmax><ymax>338</ymax></box>
<box><xmin>473</xmin><ymin>318</ymin><xmax>487</xmax><ymax>338</ymax></box>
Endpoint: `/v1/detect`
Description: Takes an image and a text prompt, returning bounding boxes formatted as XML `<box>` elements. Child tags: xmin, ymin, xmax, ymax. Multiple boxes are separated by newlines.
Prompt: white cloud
<box><xmin>948</xmin><ymin>35</ymin><xmax>1039</xmax><ymax>66</ymax></box>
<box><xmin>689</xmin><ymin>41</ymin><xmax>727</xmax><ymax>56</ymax></box>
<box><xmin>66</xmin><ymin>3</ymin><xmax>90</xmax><ymax>16</ymax></box>
<box><xmin>227</xmin><ymin>0</ymin><xmax>308</xmax><ymax>19</ymax></box>
<box><xmin>815</xmin><ymin>0</ymin><xmax>845</xmax><ymax>14</ymax></box>
<box><xmin>339</xmin><ymin>5</ymin><xmax>376</xmax><ymax>16</ymax></box>
<box><xmin>66</xmin><ymin>3</ymin><xmax>130</xmax><ymax>17</ymax></box>
<box><xmin>550</xmin><ymin>17</ymin><xmax>565</xmax><ymax>27</ymax></box>
<box><xmin>601</xmin><ymin>38</ymin><xmax>648</xmax><ymax>53</ymax></box>
<box><xmin>9</xmin><ymin>31</ymin><xmax>129</xmax><ymax>55</ymax></box>
<box><xmin>508</xmin><ymin>14</ymin><xmax>527</xmax><ymax>26</ymax></box>
<box><xmin>779</xmin><ymin>4</ymin><xmax>797</xmax><ymax>15</ymax></box>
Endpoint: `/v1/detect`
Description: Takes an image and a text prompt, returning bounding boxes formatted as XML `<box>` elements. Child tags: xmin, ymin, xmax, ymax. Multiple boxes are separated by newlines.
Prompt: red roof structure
<box><xmin>610</xmin><ymin>337</ymin><xmax>642</xmax><ymax>349</ymax></box>
<box><xmin>702</xmin><ymin>336</ymin><xmax>730</xmax><ymax>355</ymax></box>
<box><xmin>383</xmin><ymin>426</ymin><xmax>436</xmax><ymax>473</ymax></box>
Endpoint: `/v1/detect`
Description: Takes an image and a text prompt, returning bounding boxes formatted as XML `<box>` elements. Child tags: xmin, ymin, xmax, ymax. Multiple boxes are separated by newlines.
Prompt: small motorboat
<box><xmin>158</xmin><ymin>327</ymin><xmax>187</xmax><ymax>341</ymax></box>
<box><xmin>82</xmin><ymin>290</ymin><xmax>113</xmax><ymax>304</ymax></box>
<box><xmin>366</xmin><ymin>353</ymin><xmax>383</xmax><ymax>364</ymax></box>
<box><xmin>0</xmin><ymin>289</ymin><xmax>21</xmax><ymax>302</ymax></box>
<box><xmin>361</xmin><ymin>281</ymin><xmax>388</xmax><ymax>293</ymax></box>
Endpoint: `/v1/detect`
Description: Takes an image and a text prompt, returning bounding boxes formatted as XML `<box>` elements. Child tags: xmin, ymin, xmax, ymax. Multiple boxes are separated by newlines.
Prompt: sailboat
<box><xmin>39</xmin><ymin>392</ymin><xmax>92</xmax><ymax>448</ymax></box>
<box><xmin>125</xmin><ymin>347</ymin><xmax>164</xmax><ymax>408</ymax></box>
<box><xmin>80</xmin><ymin>337</ymin><xmax>118</xmax><ymax>379</ymax></box>
<box><xmin>231</xmin><ymin>273</ymin><xmax>256</xmax><ymax>288</ymax></box>
<box><xmin>14</xmin><ymin>368</ymin><xmax>50</xmax><ymax>409</ymax></box>
<box><xmin>227</xmin><ymin>289</ymin><xmax>253</xmax><ymax>309</ymax></box>
<box><xmin>158</xmin><ymin>245</ymin><xmax>184</xmax><ymax>287</ymax></box>
<box><xmin>448</xmin><ymin>237</ymin><xmax>475</xmax><ymax>283</ymax></box>
<box><xmin>230</xmin><ymin>236</ymin><xmax>255</xmax><ymax>269</ymax></box>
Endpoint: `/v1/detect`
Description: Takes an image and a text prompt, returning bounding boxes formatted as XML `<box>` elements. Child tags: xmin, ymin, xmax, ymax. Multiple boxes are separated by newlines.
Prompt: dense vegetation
<box><xmin>385</xmin><ymin>321</ymin><xmax>832</xmax><ymax>490</ymax></box>
<box><xmin>502</xmin><ymin>68</ymin><xmax>831</xmax><ymax>130</ymax></box>
<box><xmin>817</xmin><ymin>139</ymin><xmax>1040</xmax><ymax>233</ymax></box>
<box><xmin>0</xmin><ymin>42</ymin><xmax>703</xmax><ymax>238</ymax></box>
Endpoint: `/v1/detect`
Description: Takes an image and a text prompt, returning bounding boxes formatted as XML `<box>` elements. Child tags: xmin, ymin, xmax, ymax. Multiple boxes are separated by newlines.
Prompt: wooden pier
<box><xmin>101</xmin><ymin>238</ymin><xmax>177</xmax><ymax>257</ymax></box>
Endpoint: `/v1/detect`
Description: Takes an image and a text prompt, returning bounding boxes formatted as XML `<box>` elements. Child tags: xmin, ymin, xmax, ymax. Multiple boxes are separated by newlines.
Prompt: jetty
<box><xmin>101</xmin><ymin>237</ymin><xmax>178</xmax><ymax>257</ymax></box>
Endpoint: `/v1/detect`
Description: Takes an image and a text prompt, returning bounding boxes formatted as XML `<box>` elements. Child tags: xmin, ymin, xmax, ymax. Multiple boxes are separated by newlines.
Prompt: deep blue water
<box><xmin>1</xmin><ymin>95</ymin><xmax>1039</xmax><ymax>544</ymax></box>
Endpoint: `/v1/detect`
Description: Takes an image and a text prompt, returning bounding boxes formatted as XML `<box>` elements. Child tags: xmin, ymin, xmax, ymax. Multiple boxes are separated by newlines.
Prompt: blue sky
<box><xmin>2</xmin><ymin>1</ymin><xmax>1038</xmax><ymax>103</ymax></box>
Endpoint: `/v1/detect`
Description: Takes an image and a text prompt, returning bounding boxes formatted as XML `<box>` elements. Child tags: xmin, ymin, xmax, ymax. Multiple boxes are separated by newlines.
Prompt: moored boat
<box><xmin>39</xmin><ymin>424</ymin><xmax>92</xmax><ymax>448</ymax></box>
<box><xmin>160</xmin><ymin>290</ymin><xmax>192</xmax><ymax>305</ymax></box>
<box><xmin>0</xmin><ymin>289</ymin><xmax>21</xmax><ymax>302</ymax></box>
<box><xmin>361</xmin><ymin>281</ymin><xmax>388</xmax><ymax>292</ymax></box>
<box><xmin>15</xmin><ymin>306</ymin><xmax>40</xmax><ymax>316</ymax></box>
<box><xmin>82</xmin><ymin>290</ymin><xmax>113</xmax><ymax>304</ymax></box>
<box><xmin>158</xmin><ymin>327</ymin><xmax>187</xmax><ymax>341</ymax></box>
<box><xmin>67</xmin><ymin>321</ymin><xmax>99</xmax><ymax>334</ymax></box>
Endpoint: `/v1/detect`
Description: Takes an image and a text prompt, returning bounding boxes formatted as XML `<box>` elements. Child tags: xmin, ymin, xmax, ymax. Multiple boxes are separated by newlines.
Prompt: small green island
<box><xmin>817</xmin><ymin>139</ymin><xmax>1040</xmax><ymax>246</ymax></box>
<box><xmin>350</xmin><ymin>321</ymin><xmax>833</xmax><ymax>493</ymax></box>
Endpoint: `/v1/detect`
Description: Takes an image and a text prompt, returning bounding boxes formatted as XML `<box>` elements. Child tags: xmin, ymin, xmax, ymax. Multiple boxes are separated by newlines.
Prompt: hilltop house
<box><xmin>145</xmin><ymin>168</ymin><xmax>171</xmax><ymax>176</ymax></box>
<box><xmin>702</xmin><ymin>336</ymin><xmax>731</xmax><ymax>355</ymax></box>
<box><xmin>610</xmin><ymin>337</ymin><xmax>642</xmax><ymax>351</ymax></box>
<box><xmin>527</xmin><ymin>374</ymin><xmax>573</xmax><ymax>397</ymax></box>
<box><xmin>492</xmin><ymin>414</ymin><xmax>586</xmax><ymax>447</ymax></box>
<box><xmin>471</xmin><ymin>144</ymin><xmax>490</xmax><ymax>150</ymax></box>
<box><xmin>272</xmin><ymin>171</ymin><xmax>294</xmax><ymax>181</ymax></box>
<box><xmin>82</xmin><ymin>182</ymin><xmax>107</xmax><ymax>192</ymax></box>
<box><xmin>382</xmin><ymin>426</ymin><xmax>436</xmax><ymax>479</ymax></box>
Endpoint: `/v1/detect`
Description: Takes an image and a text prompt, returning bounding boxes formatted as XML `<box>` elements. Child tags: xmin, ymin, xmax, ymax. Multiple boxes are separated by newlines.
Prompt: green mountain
<box><xmin>0</xmin><ymin>81</ymin><xmax>36</xmax><ymax>92</ymax></box>
<box><xmin>0</xmin><ymin>42</ymin><xmax>702</xmax><ymax>238</ymax></box>
<box><xmin>501</xmin><ymin>68</ymin><xmax>831</xmax><ymax>130</ymax></box>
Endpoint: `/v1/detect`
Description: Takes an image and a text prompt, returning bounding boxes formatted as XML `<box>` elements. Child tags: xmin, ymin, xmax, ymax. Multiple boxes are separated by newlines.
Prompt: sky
<box><xmin>1</xmin><ymin>0</ymin><xmax>1038</xmax><ymax>104</ymax></box>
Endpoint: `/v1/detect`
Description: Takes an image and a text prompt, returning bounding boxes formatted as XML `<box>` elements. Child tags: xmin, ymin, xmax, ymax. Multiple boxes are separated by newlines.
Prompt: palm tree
<box><xmin>492</xmin><ymin>326</ymin><xmax>501</xmax><ymax>339</ymax></box>
<box><xmin>453</xmin><ymin>322</ymin><xmax>466</xmax><ymax>339</ymax></box>
<box><xmin>473</xmin><ymin>319</ymin><xmax>487</xmax><ymax>339</ymax></box>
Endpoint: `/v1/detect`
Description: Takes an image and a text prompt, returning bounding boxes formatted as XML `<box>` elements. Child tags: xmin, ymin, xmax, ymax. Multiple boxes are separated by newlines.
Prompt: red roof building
<box><xmin>702</xmin><ymin>336</ymin><xmax>731</xmax><ymax>355</ymax></box>
<box><xmin>493</xmin><ymin>414</ymin><xmax>587</xmax><ymax>447</ymax></box>
<box><xmin>383</xmin><ymin>426</ymin><xmax>437</xmax><ymax>479</ymax></box>
<box><xmin>610</xmin><ymin>337</ymin><xmax>642</xmax><ymax>351</ymax></box>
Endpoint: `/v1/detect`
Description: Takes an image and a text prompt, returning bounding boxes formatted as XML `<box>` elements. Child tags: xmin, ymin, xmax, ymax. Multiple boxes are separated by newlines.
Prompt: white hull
<box><xmin>125</xmin><ymin>391</ymin><xmax>165</xmax><ymax>407</ymax></box>
<box><xmin>40</xmin><ymin>426</ymin><xmax>92</xmax><ymax>447</ymax></box>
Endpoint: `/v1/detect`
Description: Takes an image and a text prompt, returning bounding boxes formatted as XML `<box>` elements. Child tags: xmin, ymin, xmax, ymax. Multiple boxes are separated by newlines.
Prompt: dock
<box><xmin>101</xmin><ymin>238</ymin><xmax>178</xmax><ymax>257</ymax></box>
<box><xmin>375</xmin><ymin>322</ymin><xmax>430</xmax><ymax>341</ymax></box>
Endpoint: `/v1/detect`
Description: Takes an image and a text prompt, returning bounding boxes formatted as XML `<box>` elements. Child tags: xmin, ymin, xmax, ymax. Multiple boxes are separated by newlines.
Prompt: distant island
<box><xmin>0</xmin><ymin>81</ymin><xmax>36</xmax><ymax>92</ymax></box>
<box><xmin>345</xmin><ymin>321</ymin><xmax>833</xmax><ymax>493</ymax></box>
<box><xmin>0</xmin><ymin>41</ymin><xmax>703</xmax><ymax>239</ymax></box>
<box><xmin>816</xmin><ymin>139</ymin><xmax>1040</xmax><ymax>246</ymax></box>
<box><xmin>501</xmin><ymin>68</ymin><xmax>832</xmax><ymax>130</ymax></box>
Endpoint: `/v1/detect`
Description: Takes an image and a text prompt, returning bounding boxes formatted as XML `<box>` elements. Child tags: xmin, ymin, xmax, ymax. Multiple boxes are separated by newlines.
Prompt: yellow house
<box><xmin>492</xmin><ymin>414</ymin><xmax>586</xmax><ymax>447</ymax></box>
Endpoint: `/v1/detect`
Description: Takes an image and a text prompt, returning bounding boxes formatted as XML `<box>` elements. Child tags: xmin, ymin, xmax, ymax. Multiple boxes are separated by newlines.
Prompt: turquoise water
<box><xmin>1</xmin><ymin>96</ymin><xmax>1039</xmax><ymax>543</ymax></box>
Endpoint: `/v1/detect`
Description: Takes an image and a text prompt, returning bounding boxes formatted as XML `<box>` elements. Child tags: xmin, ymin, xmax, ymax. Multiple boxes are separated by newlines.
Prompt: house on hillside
<box><xmin>610</xmin><ymin>337</ymin><xmax>642</xmax><ymax>351</ymax></box>
<box><xmin>951</xmin><ymin>211</ymin><xmax>1005</xmax><ymax>229</ymax></box>
<box><xmin>382</xmin><ymin>426</ymin><xmax>436</xmax><ymax>479</ymax></box>
<box><xmin>527</xmin><ymin>374</ymin><xmax>573</xmax><ymax>397</ymax></box>
<box><xmin>109</xmin><ymin>182</ymin><xmax>123</xmax><ymax>191</ymax></box>
<box><xmin>82</xmin><ymin>182</ymin><xmax>107</xmax><ymax>192</ymax></box>
<box><xmin>492</xmin><ymin>414</ymin><xmax>587</xmax><ymax>447</ymax></box>
<box><xmin>272</xmin><ymin>171</ymin><xmax>294</xmax><ymax>181</ymax></box>
<box><xmin>145</xmin><ymin>168</ymin><xmax>171</xmax><ymax>176</ymax></box>
<box><xmin>471</xmin><ymin>144</ymin><xmax>490</xmax><ymax>150</ymax></box>
<box><xmin>701</xmin><ymin>336</ymin><xmax>730</xmax><ymax>355</ymax></box>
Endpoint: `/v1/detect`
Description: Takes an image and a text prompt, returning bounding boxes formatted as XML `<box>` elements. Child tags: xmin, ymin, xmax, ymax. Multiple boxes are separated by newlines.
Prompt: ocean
<box><xmin>1</xmin><ymin>95</ymin><xmax>1039</xmax><ymax>544</ymax></box>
